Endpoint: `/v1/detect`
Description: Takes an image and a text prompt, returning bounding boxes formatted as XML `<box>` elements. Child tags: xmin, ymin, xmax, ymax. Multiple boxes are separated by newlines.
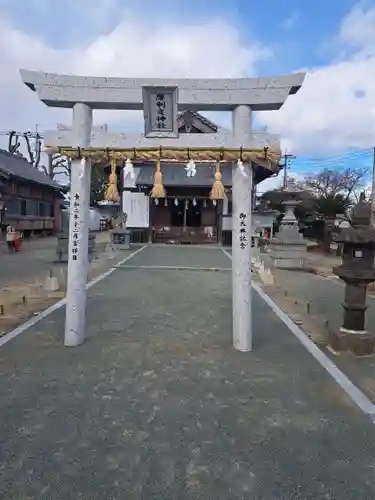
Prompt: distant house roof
<box><xmin>177</xmin><ymin>110</ymin><xmax>219</xmax><ymax>132</ymax></box>
<box><xmin>0</xmin><ymin>149</ymin><xmax>65</xmax><ymax>191</ymax></box>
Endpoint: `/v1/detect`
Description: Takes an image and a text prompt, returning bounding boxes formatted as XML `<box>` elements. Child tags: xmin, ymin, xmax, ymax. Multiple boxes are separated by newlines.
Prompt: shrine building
<box><xmin>121</xmin><ymin>111</ymin><xmax>280</xmax><ymax>244</ymax></box>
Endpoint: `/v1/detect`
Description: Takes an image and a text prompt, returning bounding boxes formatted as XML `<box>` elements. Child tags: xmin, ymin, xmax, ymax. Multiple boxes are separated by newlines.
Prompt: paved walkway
<box><xmin>1</xmin><ymin>246</ymin><xmax>375</xmax><ymax>499</ymax></box>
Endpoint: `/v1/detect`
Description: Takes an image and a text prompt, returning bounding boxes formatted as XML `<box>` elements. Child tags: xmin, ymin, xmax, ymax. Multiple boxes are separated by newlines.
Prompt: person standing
<box><xmin>6</xmin><ymin>225</ymin><xmax>16</xmax><ymax>253</ymax></box>
<box><xmin>13</xmin><ymin>229</ymin><xmax>22</xmax><ymax>252</ymax></box>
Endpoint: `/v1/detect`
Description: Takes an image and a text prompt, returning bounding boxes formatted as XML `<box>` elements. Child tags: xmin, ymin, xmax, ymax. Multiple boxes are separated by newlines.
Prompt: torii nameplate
<box><xmin>142</xmin><ymin>86</ymin><xmax>179</xmax><ymax>138</ymax></box>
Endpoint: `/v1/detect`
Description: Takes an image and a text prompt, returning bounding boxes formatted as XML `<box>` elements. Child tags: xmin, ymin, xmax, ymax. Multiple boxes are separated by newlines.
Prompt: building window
<box><xmin>49</xmin><ymin>203</ymin><xmax>54</xmax><ymax>217</ymax></box>
<box><xmin>5</xmin><ymin>198</ymin><xmax>19</xmax><ymax>214</ymax></box>
<box><xmin>20</xmin><ymin>199</ymin><xmax>27</xmax><ymax>216</ymax></box>
<box><xmin>38</xmin><ymin>202</ymin><xmax>46</xmax><ymax>216</ymax></box>
<box><xmin>26</xmin><ymin>199</ymin><xmax>38</xmax><ymax>216</ymax></box>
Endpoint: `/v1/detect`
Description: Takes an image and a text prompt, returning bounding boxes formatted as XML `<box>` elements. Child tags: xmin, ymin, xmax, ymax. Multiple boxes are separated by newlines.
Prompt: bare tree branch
<box><xmin>44</xmin><ymin>152</ymin><xmax>71</xmax><ymax>180</ymax></box>
<box><xmin>8</xmin><ymin>131</ymin><xmax>21</xmax><ymax>155</ymax></box>
<box><xmin>7</xmin><ymin>131</ymin><xmax>42</xmax><ymax>168</ymax></box>
<box><xmin>304</xmin><ymin>166</ymin><xmax>369</xmax><ymax>201</ymax></box>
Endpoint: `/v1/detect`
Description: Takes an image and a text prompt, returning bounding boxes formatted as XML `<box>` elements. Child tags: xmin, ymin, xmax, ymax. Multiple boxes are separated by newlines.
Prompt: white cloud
<box><xmin>256</xmin><ymin>171</ymin><xmax>305</xmax><ymax>194</ymax></box>
<box><xmin>0</xmin><ymin>0</ymin><xmax>374</xmax><ymax>162</ymax></box>
<box><xmin>0</xmin><ymin>2</ymin><xmax>270</xmax><ymax>136</ymax></box>
<box><xmin>258</xmin><ymin>4</ymin><xmax>375</xmax><ymax>155</ymax></box>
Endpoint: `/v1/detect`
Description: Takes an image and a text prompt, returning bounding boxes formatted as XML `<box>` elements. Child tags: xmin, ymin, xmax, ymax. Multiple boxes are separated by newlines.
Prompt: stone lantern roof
<box><xmin>334</xmin><ymin>193</ymin><xmax>375</xmax><ymax>244</ymax></box>
<box><xmin>351</xmin><ymin>192</ymin><xmax>371</xmax><ymax>228</ymax></box>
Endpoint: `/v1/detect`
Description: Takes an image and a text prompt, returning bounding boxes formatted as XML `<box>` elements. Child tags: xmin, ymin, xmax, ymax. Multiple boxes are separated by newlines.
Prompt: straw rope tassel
<box><xmin>150</xmin><ymin>158</ymin><xmax>166</xmax><ymax>198</ymax></box>
<box><xmin>209</xmin><ymin>162</ymin><xmax>225</xmax><ymax>200</ymax></box>
<box><xmin>105</xmin><ymin>158</ymin><xmax>120</xmax><ymax>202</ymax></box>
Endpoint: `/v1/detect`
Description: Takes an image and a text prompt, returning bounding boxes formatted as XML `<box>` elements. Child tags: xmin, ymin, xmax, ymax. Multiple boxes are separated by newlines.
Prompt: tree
<box><xmin>304</xmin><ymin>166</ymin><xmax>369</xmax><ymax>203</ymax></box>
<box><xmin>261</xmin><ymin>166</ymin><xmax>369</xmax><ymax>254</ymax></box>
<box><xmin>41</xmin><ymin>153</ymin><xmax>72</xmax><ymax>180</ymax></box>
<box><xmin>260</xmin><ymin>177</ymin><xmax>316</xmax><ymax>219</ymax></box>
<box><xmin>314</xmin><ymin>193</ymin><xmax>352</xmax><ymax>218</ymax></box>
<box><xmin>90</xmin><ymin>165</ymin><xmax>108</xmax><ymax>206</ymax></box>
<box><xmin>8</xmin><ymin>131</ymin><xmax>41</xmax><ymax>168</ymax></box>
<box><xmin>303</xmin><ymin>166</ymin><xmax>368</xmax><ymax>253</ymax></box>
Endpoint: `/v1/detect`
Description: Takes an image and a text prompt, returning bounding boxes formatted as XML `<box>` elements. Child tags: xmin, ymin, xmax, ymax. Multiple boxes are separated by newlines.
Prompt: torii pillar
<box><xmin>232</xmin><ymin>105</ymin><xmax>253</xmax><ymax>351</ymax></box>
<box><xmin>64</xmin><ymin>103</ymin><xmax>93</xmax><ymax>346</ymax></box>
<box><xmin>19</xmin><ymin>69</ymin><xmax>305</xmax><ymax>349</ymax></box>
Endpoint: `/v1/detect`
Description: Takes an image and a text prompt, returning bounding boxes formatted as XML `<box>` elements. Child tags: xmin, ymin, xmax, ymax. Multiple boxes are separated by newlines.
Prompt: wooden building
<box><xmin>121</xmin><ymin>111</ymin><xmax>280</xmax><ymax>244</ymax></box>
<box><xmin>0</xmin><ymin>149</ymin><xmax>66</xmax><ymax>237</ymax></box>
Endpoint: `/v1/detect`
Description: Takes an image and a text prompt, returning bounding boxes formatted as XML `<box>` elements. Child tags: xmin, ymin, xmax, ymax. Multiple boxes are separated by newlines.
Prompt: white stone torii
<box><xmin>20</xmin><ymin>69</ymin><xmax>305</xmax><ymax>351</ymax></box>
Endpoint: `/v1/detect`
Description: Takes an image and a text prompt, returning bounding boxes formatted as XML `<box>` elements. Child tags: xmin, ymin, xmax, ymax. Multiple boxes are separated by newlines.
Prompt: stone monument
<box><xmin>268</xmin><ymin>179</ymin><xmax>307</xmax><ymax>269</ymax></box>
<box><xmin>110</xmin><ymin>211</ymin><xmax>131</xmax><ymax>250</ymax></box>
<box><xmin>329</xmin><ymin>194</ymin><xmax>375</xmax><ymax>356</ymax></box>
<box><xmin>251</xmin><ymin>229</ymin><xmax>261</xmax><ymax>259</ymax></box>
<box><xmin>56</xmin><ymin>209</ymin><xmax>96</xmax><ymax>263</ymax></box>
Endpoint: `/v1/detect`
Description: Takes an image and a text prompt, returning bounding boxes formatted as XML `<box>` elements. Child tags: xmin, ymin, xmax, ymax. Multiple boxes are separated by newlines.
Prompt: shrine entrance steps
<box><xmin>1</xmin><ymin>244</ymin><xmax>375</xmax><ymax>499</ymax></box>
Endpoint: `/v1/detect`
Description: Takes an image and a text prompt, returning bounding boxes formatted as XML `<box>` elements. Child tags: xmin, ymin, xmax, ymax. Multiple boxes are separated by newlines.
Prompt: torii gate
<box><xmin>20</xmin><ymin>69</ymin><xmax>305</xmax><ymax>351</ymax></box>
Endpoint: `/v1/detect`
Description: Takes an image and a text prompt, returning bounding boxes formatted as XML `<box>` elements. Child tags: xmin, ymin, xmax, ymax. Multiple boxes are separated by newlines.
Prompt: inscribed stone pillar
<box><xmin>64</xmin><ymin>103</ymin><xmax>93</xmax><ymax>347</ymax></box>
<box><xmin>232</xmin><ymin>105</ymin><xmax>253</xmax><ymax>351</ymax></box>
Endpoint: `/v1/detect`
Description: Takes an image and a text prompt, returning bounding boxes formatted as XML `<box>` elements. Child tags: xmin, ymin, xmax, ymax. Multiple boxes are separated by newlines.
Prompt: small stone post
<box><xmin>232</xmin><ymin>105</ymin><xmax>252</xmax><ymax>352</ymax></box>
<box><xmin>64</xmin><ymin>103</ymin><xmax>93</xmax><ymax>347</ymax></box>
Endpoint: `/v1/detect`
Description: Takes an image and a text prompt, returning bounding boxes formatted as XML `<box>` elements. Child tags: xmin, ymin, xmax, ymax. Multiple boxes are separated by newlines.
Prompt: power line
<box><xmin>0</xmin><ymin>130</ymin><xmax>43</xmax><ymax>138</ymax></box>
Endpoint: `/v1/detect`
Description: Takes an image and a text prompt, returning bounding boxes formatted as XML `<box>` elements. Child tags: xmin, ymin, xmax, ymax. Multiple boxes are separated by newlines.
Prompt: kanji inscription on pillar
<box><xmin>239</xmin><ymin>212</ymin><xmax>248</xmax><ymax>249</ymax></box>
<box><xmin>142</xmin><ymin>86</ymin><xmax>179</xmax><ymax>138</ymax></box>
<box><xmin>71</xmin><ymin>192</ymin><xmax>80</xmax><ymax>261</ymax></box>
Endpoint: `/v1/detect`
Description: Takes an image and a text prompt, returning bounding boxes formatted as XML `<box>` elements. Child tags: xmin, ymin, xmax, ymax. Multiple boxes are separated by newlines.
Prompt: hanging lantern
<box><xmin>203</xmin><ymin>199</ymin><xmax>207</xmax><ymax>208</ymax></box>
<box><xmin>174</xmin><ymin>198</ymin><xmax>179</xmax><ymax>206</ymax></box>
<box><xmin>164</xmin><ymin>198</ymin><xmax>168</xmax><ymax>207</ymax></box>
<box><xmin>154</xmin><ymin>198</ymin><xmax>159</xmax><ymax>206</ymax></box>
<box><xmin>192</xmin><ymin>197</ymin><xmax>197</xmax><ymax>206</ymax></box>
<box><xmin>212</xmin><ymin>199</ymin><xmax>217</xmax><ymax>206</ymax></box>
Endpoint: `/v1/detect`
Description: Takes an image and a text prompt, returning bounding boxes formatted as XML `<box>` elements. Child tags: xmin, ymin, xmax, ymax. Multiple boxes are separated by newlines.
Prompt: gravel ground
<box><xmin>263</xmin><ymin>266</ymin><xmax>375</xmax><ymax>406</ymax></box>
<box><xmin>1</xmin><ymin>246</ymin><xmax>375</xmax><ymax>499</ymax></box>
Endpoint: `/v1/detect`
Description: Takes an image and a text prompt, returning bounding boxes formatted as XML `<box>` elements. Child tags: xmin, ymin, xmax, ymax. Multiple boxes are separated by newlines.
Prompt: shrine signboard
<box><xmin>239</xmin><ymin>212</ymin><xmax>248</xmax><ymax>249</ymax></box>
<box><xmin>71</xmin><ymin>192</ymin><xmax>81</xmax><ymax>261</ymax></box>
<box><xmin>142</xmin><ymin>86</ymin><xmax>179</xmax><ymax>138</ymax></box>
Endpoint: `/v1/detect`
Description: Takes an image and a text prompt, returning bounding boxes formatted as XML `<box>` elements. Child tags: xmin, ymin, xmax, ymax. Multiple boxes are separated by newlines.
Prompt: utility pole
<box><xmin>371</xmin><ymin>147</ymin><xmax>375</xmax><ymax>227</ymax></box>
<box><xmin>282</xmin><ymin>151</ymin><xmax>296</xmax><ymax>189</ymax></box>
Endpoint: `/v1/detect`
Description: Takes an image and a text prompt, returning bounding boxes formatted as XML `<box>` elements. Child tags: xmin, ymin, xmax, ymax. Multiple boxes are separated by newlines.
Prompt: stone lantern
<box><xmin>268</xmin><ymin>179</ymin><xmax>308</xmax><ymax>269</ymax></box>
<box><xmin>330</xmin><ymin>193</ymin><xmax>375</xmax><ymax>356</ymax></box>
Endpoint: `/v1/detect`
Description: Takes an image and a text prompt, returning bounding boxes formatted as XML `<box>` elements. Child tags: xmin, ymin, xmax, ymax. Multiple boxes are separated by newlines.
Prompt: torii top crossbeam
<box><xmin>20</xmin><ymin>70</ymin><xmax>305</xmax><ymax>111</ymax></box>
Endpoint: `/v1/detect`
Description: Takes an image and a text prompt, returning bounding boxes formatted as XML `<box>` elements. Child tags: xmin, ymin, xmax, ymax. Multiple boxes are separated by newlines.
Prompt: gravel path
<box><xmin>1</xmin><ymin>246</ymin><xmax>375</xmax><ymax>499</ymax></box>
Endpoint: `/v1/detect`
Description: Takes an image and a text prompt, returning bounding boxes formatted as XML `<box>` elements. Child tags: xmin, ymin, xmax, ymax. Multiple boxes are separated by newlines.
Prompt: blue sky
<box><xmin>0</xmin><ymin>0</ymin><xmax>374</xmax><ymax>187</ymax></box>
<box><xmin>1</xmin><ymin>0</ymin><xmax>359</xmax><ymax>69</ymax></box>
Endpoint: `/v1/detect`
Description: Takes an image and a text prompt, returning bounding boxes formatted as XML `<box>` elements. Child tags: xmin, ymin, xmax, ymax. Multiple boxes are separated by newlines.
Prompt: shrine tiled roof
<box><xmin>135</xmin><ymin>163</ymin><xmax>232</xmax><ymax>188</ymax></box>
<box><xmin>134</xmin><ymin>161</ymin><xmax>276</xmax><ymax>188</ymax></box>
